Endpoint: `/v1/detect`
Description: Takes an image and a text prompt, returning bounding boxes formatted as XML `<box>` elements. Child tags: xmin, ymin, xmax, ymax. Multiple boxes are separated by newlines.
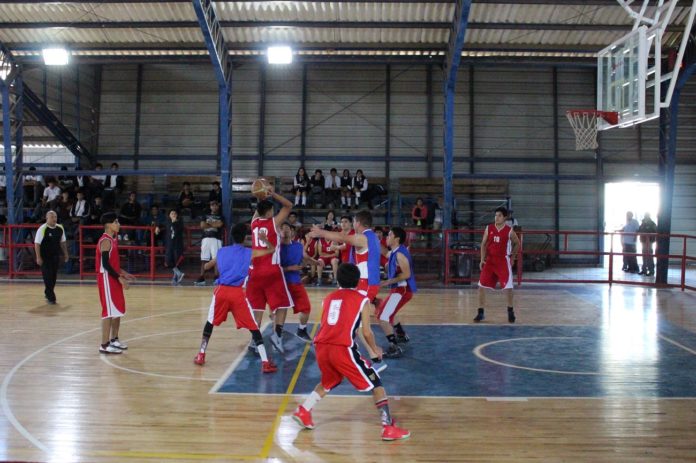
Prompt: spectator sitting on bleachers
<box><xmin>142</xmin><ymin>204</ymin><xmax>165</xmax><ymax>246</ymax></box>
<box><xmin>56</xmin><ymin>191</ymin><xmax>72</xmax><ymax>226</ymax></box>
<box><xmin>303</xmin><ymin>234</ymin><xmax>320</xmax><ymax>285</ymax></box>
<box><xmin>324</xmin><ymin>168</ymin><xmax>341</xmax><ymax>209</ymax></box>
<box><xmin>340</xmin><ymin>169</ymin><xmax>353</xmax><ymax>210</ymax></box>
<box><xmin>374</xmin><ymin>226</ymin><xmax>389</xmax><ymax>269</ymax></box>
<box><xmin>58</xmin><ymin>166</ymin><xmax>76</xmax><ymax>195</ymax></box>
<box><xmin>24</xmin><ymin>166</ymin><xmax>43</xmax><ymax>206</ymax></box>
<box><xmin>42</xmin><ymin>177</ymin><xmax>62</xmax><ymax>210</ymax></box>
<box><xmin>69</xmin><ymin>189</ymin><xmax>90</xmax><ymax>237</ymax></box>
<box><xmin>352</xmin><ymin>169</ymin><xmax>368</xmax><ymax>209</ymax></box>
<box><xmin>118</xmin><ymin>191</ymin><xmax>142</xmax><ymax>240</ymax></box>
<box><xmin>88</xmin><ymin>163</ymin><xmax>106</xmax><ymax>201</ymax></box>
<box><xmin>103</xmin><ymin>162</ymin><xmax>124</xmax><ymax>207</ymax></box>
<box><xmin>288</xmin><ymin>211</ymin><xmax>302</xmax><ymax>229</ymax></box>
<box><xmin>208</xmin><ymin>181</ymin><xmax>222</xmax><ymax>204</ymax></box>
<box><xmin>293</xmin><ymin>167</ymin><xmax>310</xmax><ymax>207</ymax></box>
<box><xmin>89</xmin><ymin>196</ymin><xmax>104</xmax><ymax>225</ymax></box>
<box><xmin>412</xmin><ymin>197</ymin><xmax>428</xmax><ymax>229</ymax></box>
<box><xmin>178</xmin><ymin>181</ymin><xmax>196</xmax><ymax>218</ymax></box>
<box><xmin>322</xmin><ymin>210</ymin><xmax>338</xmax><ymax>230</ymax></box>
<box><xmin>310</xmin><ymin>169</ymin><xmax>325</xmax><ymax>207</ymax></box>
<box><xmin>316</xmin><ymin>234</ymin><xmax>339</xmax><ymax>286</ymax></box>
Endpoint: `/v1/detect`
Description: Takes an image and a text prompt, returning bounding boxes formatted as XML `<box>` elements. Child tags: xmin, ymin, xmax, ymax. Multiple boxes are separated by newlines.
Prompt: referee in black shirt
<box><xmin>34</xmin><ymin>210</ymin><xmax>69</xmax><ymax>304</ymax></box>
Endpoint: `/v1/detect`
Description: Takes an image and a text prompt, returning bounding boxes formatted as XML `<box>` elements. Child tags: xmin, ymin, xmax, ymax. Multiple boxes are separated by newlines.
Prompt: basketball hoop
<box><xmin>566</xmin><ymin>110</ymin><xmax>619</xmax><ymax>151</ymax></box>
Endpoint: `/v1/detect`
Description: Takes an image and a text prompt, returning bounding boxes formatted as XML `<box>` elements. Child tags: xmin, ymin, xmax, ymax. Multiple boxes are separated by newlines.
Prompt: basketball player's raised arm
<box><xmin>509</xmin><ymin>230</ymin><xmax>521</xmax><ymax>263</ymax></box>
<box><xmin>270</xmin><ymin>187</ymin><xmax>293</xmax><ymax>227</ymax></box>
<box><xmin>479</xmin><ymin>227</ymin><xmax>489</xmax><ymax>270</ymax></box>
<box><xmin>308</xmin><ymin>225</ymin><xmax>367</xmax><ymax>248</ymax></box>
<box><xmin>360</xmin><ymin>301</ymin><xmax>382</xmax><ymax>358</ymax></box>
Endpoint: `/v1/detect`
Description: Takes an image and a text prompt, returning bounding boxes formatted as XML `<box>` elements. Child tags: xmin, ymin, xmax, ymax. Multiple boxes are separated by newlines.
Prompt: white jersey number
<box><xmin>252</xmin><ymin>227</ymin><xmax>269</xmax><ymax>248</ymax></box>
<box><xmin>327</xmin><ymin>300</ymin><xmax>342</xmax><ymax>325</ymax></box>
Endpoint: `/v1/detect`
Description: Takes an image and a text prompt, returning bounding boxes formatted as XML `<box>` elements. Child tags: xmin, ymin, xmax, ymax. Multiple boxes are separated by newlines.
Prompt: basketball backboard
<box><xmin>597</xmin><ymin>26</ymin><xmax>649</xmax><ymax>130</ymax></box>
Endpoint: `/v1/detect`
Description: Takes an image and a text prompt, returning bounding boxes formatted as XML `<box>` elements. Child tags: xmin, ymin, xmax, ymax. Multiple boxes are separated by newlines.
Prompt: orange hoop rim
<box><xmin>566</xmin><ymin>109</ymin><xmax>619</xmax><ymax>126</ymax></box>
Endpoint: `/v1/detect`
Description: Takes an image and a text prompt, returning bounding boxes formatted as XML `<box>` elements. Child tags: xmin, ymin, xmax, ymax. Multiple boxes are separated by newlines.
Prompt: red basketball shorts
<box><xmin>98</xmin><ymin>273</ymin><xmax>126</xmax><ymax>319</ymax></box>
<box><xmin>315</xmin><ymin>343</ymin><xmax>382</xmax><ymax>392</ymax></box>
<box><xmin>357</xmin><ymin>278</ymin><xmax>380</xmax><ymax>301</ymax></box>
<box><xmin>207</xmin><ymin>285</ymin><xmax>259</xmax><ymax>330</ymax></box>
<box><xmin>479</xmin><ymin>255</ymin><xmax>513</xmax><ymax>290</ymax></box>
<box><xmin>245</xmin><ymin>266</ymin><xmax>294</xmax><ymax>311</ymax></box>
<box><xmin>287</xmin><ymin>283</ymin><xmax>311</xmax><ymax>314</ymax></box>
<box><xmin>318</xmin><ymin>256</ymin><xmax>335</xmax><ymax>267</ymax></box>
<box><xmin>376</xmin><ymin>287</ymin><xmax>413</xmax><ymax>324</ymax></box>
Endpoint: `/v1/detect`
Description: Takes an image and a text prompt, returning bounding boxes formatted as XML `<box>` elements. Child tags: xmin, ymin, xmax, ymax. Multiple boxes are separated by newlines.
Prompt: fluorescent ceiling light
<box><xmin>267</xmin><ymin>46</ymin><xmax>292</xmax><ymax>64</ymax></box>
<box><xmin>42</xmin><ymin>47</ymin><xmax>69</xmax><ymax>65</ymax></box>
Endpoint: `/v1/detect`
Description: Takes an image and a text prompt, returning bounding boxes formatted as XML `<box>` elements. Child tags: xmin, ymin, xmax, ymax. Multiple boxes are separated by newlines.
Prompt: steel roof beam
<box><xmin>0</xmin><ymin>21</ymin><xmax>678</xmax><ymax>32</ymax></box>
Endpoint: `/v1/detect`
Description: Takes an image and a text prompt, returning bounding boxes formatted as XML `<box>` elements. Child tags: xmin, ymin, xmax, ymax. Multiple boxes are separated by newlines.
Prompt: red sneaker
<box><xmin>193</xmin><ymin>352</ymin><xmax>205</xmax><ymax>365</ymax></box>
<box><xmin>262</xmin><ymin>360</ymin><xmax>278</xmax><ymax>373</ymax></box>
<box><xmin>292</xmin><ymin>405</ymin><xmax>315</xmax><ymax>429</ymax></box>
<box><xmin>381</xmin><ymin>423</ymin><xmax>410</xmax><ymax>441</ymax></box>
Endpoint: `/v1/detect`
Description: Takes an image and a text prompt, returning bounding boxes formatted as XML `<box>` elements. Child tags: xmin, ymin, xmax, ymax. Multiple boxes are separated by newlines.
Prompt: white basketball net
<box><xmin>566</xmin><ymin>111</ymin><xmax>599</xmax><ymax>151</ymax></box>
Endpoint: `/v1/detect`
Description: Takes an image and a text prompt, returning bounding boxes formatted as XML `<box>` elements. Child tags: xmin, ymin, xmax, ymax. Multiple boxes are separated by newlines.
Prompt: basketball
<box><xmin>251</xmin><ymin>178</ymin><xmax>271</xmax><ymax>200</ymax></box>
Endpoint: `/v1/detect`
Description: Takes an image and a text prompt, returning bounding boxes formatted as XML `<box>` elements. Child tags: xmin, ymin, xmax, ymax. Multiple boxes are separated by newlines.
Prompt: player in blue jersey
<box><xmin>377</xmin><ymin>227</ymin><xmax>417</xmax><ymax>358</ymax></box>
<box><xmin>280</xmin><ymin>222</ymin><xmax>320</xmax><ymax>342</ymax></box>
<box><xmin>193</xmin><ymin>223</ymin><xmax>277</xmax><ymax>373</ymax></box>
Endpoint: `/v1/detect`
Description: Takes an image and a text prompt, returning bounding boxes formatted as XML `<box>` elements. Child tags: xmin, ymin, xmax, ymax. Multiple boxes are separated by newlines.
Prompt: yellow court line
<box><xmin>90</xmin><ymin>450</ymin><xmax>260</xmax><ymax>460</ymax></box>
<box><xmin>259</xmin><ymin>323</ymin><xmax>320</xmax><ymax>459</ymax></box>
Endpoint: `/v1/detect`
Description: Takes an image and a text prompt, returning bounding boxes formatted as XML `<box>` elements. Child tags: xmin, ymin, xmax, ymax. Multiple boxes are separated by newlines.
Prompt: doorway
<box><xmin>604</xmin><ymin>181</ymin><xmax>660</xmax><ymax>266</ymax></box>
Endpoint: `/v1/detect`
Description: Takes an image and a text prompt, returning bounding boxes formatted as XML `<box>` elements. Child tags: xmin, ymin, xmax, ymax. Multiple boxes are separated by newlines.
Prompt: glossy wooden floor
<box><xmin>1</xmin><ymin>281</ymin><xmax>696</xmax><ymax>462</ymax></box>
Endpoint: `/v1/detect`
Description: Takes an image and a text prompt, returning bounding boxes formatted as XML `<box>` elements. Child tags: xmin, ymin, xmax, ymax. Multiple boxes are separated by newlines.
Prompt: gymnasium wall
<box><xmin>95</xmin><ymin>61</ymin><xmax>696</xmax><ymax>250</ymax></box>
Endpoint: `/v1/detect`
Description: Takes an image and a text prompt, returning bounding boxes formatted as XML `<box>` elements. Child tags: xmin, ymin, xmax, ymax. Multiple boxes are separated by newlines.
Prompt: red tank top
<box><xmin>313</xmin><ymin>288</ymin><xmax>369</xmax><ymax>347</ymax></box>
<box><xmin>96</xmin><ymin>233</ymin><xmax>120</xmax><ymax>275</ymax></box>
<box><xmin>305</xmin><ymin>238</ymin><xmax>318</xmax><ymax>258</ymax></box>
<box><xmin>251</xmin><ymin>216</ymin><xmax>280</xmax><ymax>272</ymax></box>
<box><xmin>320</xmin><ymin>238</ymin><xmax>333</xmax><ymax>256</ymax></box>
<box><xmin>340</xmin><ymin>230</ymin><xmax>355</xmax><ymax>262</ymax></box>
<box><xmin>486</xmin><ymin>224</ymin><xmax>512</xmax><ymax>257</ymax></box>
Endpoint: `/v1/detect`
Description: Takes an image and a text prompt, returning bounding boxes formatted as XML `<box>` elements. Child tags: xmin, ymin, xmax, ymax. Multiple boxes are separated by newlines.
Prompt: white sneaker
<box><xmin>100</xmin><ymin>344</ymin><xmax>123</xmax><ymax>354</ymax></box>
<box><xmin>270</xmin><ymin>332</ymin><xmax>285</xmax><ymax>353</ymax></box>
<box><xmin>176</xmin><ymin>271</ymin><xmax>185</xmax><ymax>284</ymax></box>
<box><xmin>110</xmin><ymin>339</ymin><xmax>128</xmax><ymax>350</ymax></box>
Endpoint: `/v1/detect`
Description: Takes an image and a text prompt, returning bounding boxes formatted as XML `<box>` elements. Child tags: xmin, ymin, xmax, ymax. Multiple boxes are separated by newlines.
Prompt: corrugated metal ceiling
<box><xmin>0</xmin><ymin>1</ymin><xmax>692</xmax><ymax>60</ymax></box>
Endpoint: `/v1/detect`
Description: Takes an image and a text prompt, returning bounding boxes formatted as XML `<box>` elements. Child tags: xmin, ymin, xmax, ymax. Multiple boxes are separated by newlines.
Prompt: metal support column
<box><xmin>552</xmin><ymin>67</ymin><xmax>560</xmax><ymax>253</ymax></box>
<box><xmin>258</xmin><ymin>63</ymin><xmax>266</xmax><ymax>176</ymax></box>
<box><xmin>385</xmin><ymin>64</ymin><xmax>391</xmax><ymax>179</ymax></box>
<box><xmin>443</xmin><ymin>0</ymin><xmax>474</xmax><ymax>231</ymax></box>
<box><xmin>655</xmin><ymin>62</ymin><xmax>696</xmax><ymax>284</ymax></box>
<box><xmin>468</xmin><ymin>65</ymin><xmax>475</xmax><ymax>228</ymax></box>
<box><xmin>425</xmin><ymin>63</ymin><xmax>433</xmax><ymax>178</ymax></box>
<box><xmin>300</xmin><ymin>63</ymin><xmax>308</xmax><ymax>167</ymax></box>
<box><xmin>193</xmin><ymin>0</ymin><xmax>233</xmax><ymax>224</ymax></box>
<box><xmin>133</xmin><ymin>64</ymin><xmax>143</xmax><ymax>170</ymax></box>
<box><xmin>1</xmin><ymin>44</ymin><xmax>23</xmax><ymax>225</ymax></box>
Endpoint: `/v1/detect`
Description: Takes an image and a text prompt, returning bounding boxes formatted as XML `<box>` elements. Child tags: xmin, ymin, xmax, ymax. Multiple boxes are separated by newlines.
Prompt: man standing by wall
<box><xmin>639</xmin><ymin>212</ymin><xmax>657</xmax><ymax>277</ymax></box>
<box><xmin>620</xmin><ymin>211</ymin><xmax>640</xmax><ymax>274</ymax></box>
<box><xmin>34</xmin><ymin>210</ymin><xmax>69</xmax><ymax>304</ymax></box>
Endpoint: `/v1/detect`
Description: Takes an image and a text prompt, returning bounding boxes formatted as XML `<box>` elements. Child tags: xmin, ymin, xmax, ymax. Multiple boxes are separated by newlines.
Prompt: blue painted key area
<box><xmin>217</xmin><ymin>323</ymin><xmax>696</xmax><ymax>398</ymax></box>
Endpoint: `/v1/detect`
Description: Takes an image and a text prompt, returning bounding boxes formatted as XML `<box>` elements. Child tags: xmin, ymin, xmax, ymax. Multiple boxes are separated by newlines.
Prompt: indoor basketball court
<box><xmin>2</xmin><ymin>1</ymin><xmax>696</xmax><ymax>462</ymax></box>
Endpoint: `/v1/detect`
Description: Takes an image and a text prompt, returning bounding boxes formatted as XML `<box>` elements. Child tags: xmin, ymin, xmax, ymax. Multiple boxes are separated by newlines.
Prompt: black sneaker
<box><xmin>383</xmin><ymin>344</ymin><xmax>403</xmax><ymax>359</ymax></box>
<box><xmin>508</xmin><ymin>309</ymin><xmax>516</xmax><ymax>324</ymax></box>
<box><xmin>395</xmin><ymin>333</ymin><xmax>410</xmax><ymax>344</ymax></box>
<box><xmin>295</xmin><ymin>328</ymin><xmax>312</xmax><ymax>343</ymax></box>
<box><xmin>473</xmin><ymin>309</ymin><xmax>485</xmax><ymax>323</ymax></box>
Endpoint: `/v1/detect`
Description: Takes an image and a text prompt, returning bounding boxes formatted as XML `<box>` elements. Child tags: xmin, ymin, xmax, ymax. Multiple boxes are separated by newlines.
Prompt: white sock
<box><xmin>302</xmin><ymin>196</ymin><xmax>307</xmax><ymax>206</ymax></box>
<box><xmin>341</xmin><ymin>197</ymin><xmax>345</xmax><ymax>206</ymax></box>
<box><xmin>258</xmin><ymin>344</ymin><xmax>269</xmax><ymax>362</ymax></box>
<box><xmin>347</xmin><ymin>198</ymin><xmax>351</xmax><ymax>206</ymax></box>
<box><xmin>356</xmin><ymin>193</ymin><xmax>360</xmax><ymax>205</ymax></box>
<box><xmin>302</xmin><ymin>391</ymin><xmax>322</xmax><ymax>411</ymax></box>
<box><xmin>295</xmin><ymin>196</ymin><xmax>300</xmax><ymax>205</ymax></box>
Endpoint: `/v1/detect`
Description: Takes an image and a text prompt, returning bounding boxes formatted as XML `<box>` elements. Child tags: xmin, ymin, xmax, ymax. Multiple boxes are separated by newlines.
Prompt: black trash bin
<box><xmin>450</xmin><ymin>242</ymin><xmax>479</xmax><ymax>284</ymax></box>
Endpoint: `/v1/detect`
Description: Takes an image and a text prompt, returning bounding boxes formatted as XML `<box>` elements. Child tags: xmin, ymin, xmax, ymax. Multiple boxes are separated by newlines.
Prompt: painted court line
<box><xmin>1</xmin><ymin>307</ymin><xmax>204</xmax><ymax>455</ymax></box>
<box><xmin>659</xmin><ymin>333</ymin><xmax>696</xmax><ymax>356</ymax></box>
<box><xmin>209</xmin><ymin>320</ymin><xmax>272</xmax><ymax>394</ymax></box>
<box><xmin>259</xmin><ymin>322</ymin><xmax>321</xmax><ymax>459</ymax></box>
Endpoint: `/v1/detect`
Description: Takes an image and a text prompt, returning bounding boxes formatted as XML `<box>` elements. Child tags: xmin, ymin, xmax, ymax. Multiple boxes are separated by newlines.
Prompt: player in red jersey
<box><xmin>316</xmin><ymin>235</ymin><xmax>339</xmax><ymax>285</ymax></box>
<box><xmin>476</xmin><ymin>206</ymin><xmax>520</xmax><ymax>323</ymax></box>
<box><xmin>247</xmin><ymin>184</ymin><xmax>295</xmax><ymax>353</ymax></box>
<box><xmin>292</xmin><ymin>264</ymin><xmax>410</xmax><ymax>441</ymax></box>
<box><xmin>96</xmin><ymin>213</ymin><xmax>135</xmax><ymax>354</ymax></box>
<box><xmin>333</xmin><ymin>215</ymin><xmax>355</xmax><ymax>263</ymax></box>
<box><xmin>308</xmin><ymin>210</ymin><xmax>383</xmax><ymax>362</ymax></box>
